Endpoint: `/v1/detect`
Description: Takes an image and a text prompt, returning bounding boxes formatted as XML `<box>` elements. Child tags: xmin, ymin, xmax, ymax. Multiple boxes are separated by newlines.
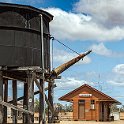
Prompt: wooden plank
<box><xmin>3</xmin><ymin>79</ymin><xmax>8</xmax><ymax>124</ymax></box>
<box><xmin>8</xmin><ymin>66</ymin><xmax>40</xmax><ymax>71</ymax></box>
<box><xmin>2</xmin><ymin>71</ymin><xmax>26</xmax><ymax>82</ymax></box>
<box><xmin>0</xmin><ymin>71</ymin><xmax>3</xmax><ymax>123</ymax></box>
<box><xmin>2</xmin><ymin>75</ymin><xmax>26</xmax><ymax>82</ymax></box>
<box><xmin>12</xmin><ymin>80</ymin><xmax>17</xmax><ymax>124</ymax></box>
<box><xmin>7</xmin><ymin>66</ymin><xmax>45</xmax><ymax>73</ymax></box>
<box><xmin>0</xmin><ymin>101</ymin><xmax>33</xmax><ymax>115</ymax></box>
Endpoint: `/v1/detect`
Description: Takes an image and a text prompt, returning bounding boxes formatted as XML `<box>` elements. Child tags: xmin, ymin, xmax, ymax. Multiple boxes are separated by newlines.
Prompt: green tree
<box><xmin>120</xmin><ymin>105</ymin><xmax>124</xmax><ymax>112</ymax></box>
<box><xmin>110</xmin><ymin>104</ymin><xmax>119</xmax><ymax>113</ymax></box>
<box><xmin>65</xmin><ymin>103</ymin><xmax>73</xmax><ymax>112</ymax></box>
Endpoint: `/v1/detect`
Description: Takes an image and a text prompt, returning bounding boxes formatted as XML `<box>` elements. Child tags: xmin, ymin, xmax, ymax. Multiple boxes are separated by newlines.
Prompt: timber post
<box><xmin>3</xmin><ymin>79</ymin><xmax>8</xmax><ymax>124</ymax></box>
<box><xmin>48</xmin><ymin>80</ymin><xmax>54</xmax><ymax>123</ymax></box>
<box><xmin>23</xmin><ymin>71</ymin><xmax>34</xmax><ymax>124</ymax></box>
<box><xmin>12</xmin><ymin>80</ymin><xmax>17</xmax><ymax>124</ymax></box>
<box><xmin>23</xmin><ymin>80</ymin><xmax>28</xmax><ymax>123</ymax></box>
<box><xmin>0</xmin><ymin>71</ymin><xmax>3</xmax><ymax>123</ymax></box>
<box><xmin>39</xmin><ymin>79</ymin><xmax>46</xmax><ymax>124</ymax></box>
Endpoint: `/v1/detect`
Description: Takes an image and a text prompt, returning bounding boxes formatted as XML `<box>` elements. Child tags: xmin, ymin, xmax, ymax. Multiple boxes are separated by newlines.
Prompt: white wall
<box><xmin>110</xmin><ymin>112</ymin><xmax>120</xmax><ymax>120</ymax></box>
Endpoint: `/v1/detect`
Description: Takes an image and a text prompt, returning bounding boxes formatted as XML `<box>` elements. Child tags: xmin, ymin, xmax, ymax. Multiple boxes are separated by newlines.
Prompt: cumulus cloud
<box><xmin>55</xmin><ymin>77</ymin><xmax>94</xmax><ymax>90</ymax></box>
<box><xmin>90</xmin><ymin>43</ymin><xmax>124</xmax><ymax>57</ymax></box>
<box><xmin>108</xmin><ymin>77</ymin><xmax>124</xmax><ymax>86</ymax></box>
<box><xmin>45</xmin><ymin>7</ymin><xmax>124</xmax><ymax>42</ymax></box>
<box><xmin>108</xmin><ymin>64</ymin><xmax>124</xmax><ymax>86</ymax></box>
<box><xmin>113</xmin><ymin>64</ymin><xmax>124</xmax><ymax>74</ymax></box>
<box><xmin>74</xmin><ymin>0</ymin><xmax>124</xmax><ymax>28</ymax></box>
<box><xmin>17</xmin><ymin>82</ymin><xmax>24</xmax><ymax>89</ymax></box>
<box><xmin>53</xmin><ymin>49</ymin><xmax>91</xmax><ymax>65</ymax></box>
<box><xmin>8</xmin><ymin>81</ymin><xmax>24</xmax><ymax>90</ymax></box>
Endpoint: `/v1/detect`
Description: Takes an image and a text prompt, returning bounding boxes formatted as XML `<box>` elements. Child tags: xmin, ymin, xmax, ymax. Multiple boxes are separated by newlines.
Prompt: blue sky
<box><xmin>2</xmin><ymin>0</ymin><xmax>124</xmax><ymax>105</ymax></box>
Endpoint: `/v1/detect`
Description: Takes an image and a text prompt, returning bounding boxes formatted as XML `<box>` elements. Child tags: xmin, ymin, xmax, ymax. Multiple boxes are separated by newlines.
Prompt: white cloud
<box><xmin>55</xmin><ymin>77</ymin><xmax>94</xmax><ymax>90</ymax></box>
<box><xmin>17</xmin><ymin>82</ymin><xmax>24</xmax><ymax>89</ymax></box>
<box><xmin>90</xmin><ymin>43</ymin><xmax>113</xmax><ymax>56</ymax></box>
<box><xmin>74</xmin><ymin>0</ymin><xmax>124</xmax><ymax>28</ymax></box>
<box><xmin>108</xmin><ymin>78</ymin><xmax>124</xmax><ymax>86</ymax></box>
<box><xmin>90</xmin><ymin>43</ymin><xmax>124</xmax><ymax>57</ymax></box>
<box><xmin>53</xmin><ymin>49</ymin><xmax>91</xmax><ymax>65</ymax></box>
<box><xmin>113</xmin><ymin>64</ymin><xmax>124</xmax><ymax>74</ymax></box>
<box><xmin>17</xmin><ymin>81</ymin><xmax>38</xmax><ymax>91</ymax></box>
<box><xmin>108</xmin><ymin>64</ymin><xmax>124</xmax><ymax>86</ymax></box>
<box><xmin>2</xmin><ymin>0</ymin><xmax>124</xmax><ymax>41</ymax></box>
<box><xmin>44</xmin><ymin>7</ymin><xmax>124</xmax><ymax>42</ymax></box>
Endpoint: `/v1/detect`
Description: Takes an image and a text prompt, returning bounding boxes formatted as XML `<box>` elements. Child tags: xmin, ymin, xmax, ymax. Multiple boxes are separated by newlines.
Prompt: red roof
<box><xmin>59</xmin><ymin>84</ymin><xmax>121</xmax><ymax>104</ymax></box>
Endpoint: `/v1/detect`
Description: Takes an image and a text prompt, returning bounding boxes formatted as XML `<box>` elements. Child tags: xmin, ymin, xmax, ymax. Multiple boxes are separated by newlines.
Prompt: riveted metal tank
<box><xmin>0</xmin><ymin>2</ymin><xmax>53</xmax><ymax>69</ymax></box>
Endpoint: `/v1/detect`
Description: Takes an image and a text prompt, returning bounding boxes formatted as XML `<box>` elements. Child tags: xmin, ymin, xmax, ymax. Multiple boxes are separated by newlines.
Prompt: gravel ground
<box><xmin>59</xmin><ymin>120</ymin><xmax>124</xmax><ymax>124</ymax></box>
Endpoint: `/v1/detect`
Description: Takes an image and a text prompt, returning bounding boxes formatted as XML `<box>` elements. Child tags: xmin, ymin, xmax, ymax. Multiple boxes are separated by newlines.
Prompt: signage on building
<box><xmin>79</xmin><ymin>94</ymin><xmax>92</xmax><ymax>97</ymax></box>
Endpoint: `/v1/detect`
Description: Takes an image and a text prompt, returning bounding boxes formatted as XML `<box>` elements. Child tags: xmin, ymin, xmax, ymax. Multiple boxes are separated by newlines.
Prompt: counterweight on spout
<box><xmin>48</xmin><ymin>50</ymin><xmax>92</xmax><ymax>79</ymax></box>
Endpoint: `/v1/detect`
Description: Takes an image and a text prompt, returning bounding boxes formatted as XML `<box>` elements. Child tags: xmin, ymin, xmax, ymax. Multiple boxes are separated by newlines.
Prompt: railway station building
<box><xmin>59</xmin><ymin>84</ymin><xmax>120</xmax><ymax>121</ymax></box>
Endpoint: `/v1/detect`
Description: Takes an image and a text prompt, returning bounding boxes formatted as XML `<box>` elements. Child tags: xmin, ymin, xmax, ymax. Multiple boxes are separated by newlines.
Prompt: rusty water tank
<box><xmin>0</xmin><ymin>3</ymin><xmax>53</xmax><ymax>69</ymax></box>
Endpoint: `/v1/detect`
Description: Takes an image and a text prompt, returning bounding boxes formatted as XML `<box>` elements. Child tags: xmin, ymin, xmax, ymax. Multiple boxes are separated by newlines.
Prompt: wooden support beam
<box><xmin>3</xmin><ymin>79</ymin><xmax>8</xmax><ymax>124</ymax></box>
<box><xmin>23</xmin><ymin>71</ymin><xmax>34</xmax><ymax>124</ymax></box>
<box><xmin>23</xmin><ymin>82</ymin><xmax>28</xmax><ymax>123</ymax></box>
<box><xmin>39</xmin><ymin>79</ymin><xmax>46</xmax><ymax>124</ymax></box>
<box><xmin>0</xmin><ymin>71</ymin><xmax>3</xmax><ymax>123</ymax></box>
<box><xmin>0</xmin><ymin>101</ymin><xmax>33</xmax><ymax>115</ymax></box>
<box><xmin>48</xmin><ymin>81</ymin><xmax>54</xmax><ymax>123</ymax></box>
<box><xmin>12</xmin><ymin>80</ymin><xmax>17</xmax><ymax>124</ymax></box>
<box><xmin>34</xmin><ymin>78</ymin><xmax>54</xmax><ymax>113</ymax></box>
<box><xmin>27</xmin><ymin>71</ymin><xmax>34</xmax><ymax>123</ymax></box>
<box><xmin>8</xmin><ymin>84</ymin><xmax>56</xmax><ymax>103</ymax></box>
<box><xmin>2</xmin><ymin>71</ymin><xmax>26</xmax><ymax>82</ymax></box>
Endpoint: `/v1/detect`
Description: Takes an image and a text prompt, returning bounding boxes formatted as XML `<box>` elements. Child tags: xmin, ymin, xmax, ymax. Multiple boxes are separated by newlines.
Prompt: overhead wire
<box><xmin>50</xmin><ymin>36</ymin><xmax>82</xmax><ymax>96</ymax></box>
<box><xmin>50</xmin><ymin>35</ymin><xmax>81</xmax><ymax>71</ymax></box>
<box><xmin>50</xmin><ymin>36</ymin><xmax>91</xmax><ymax>92</ymax></box>
<box><xmin>50</xmin><ymin>36</ymin><xmax>80</xmax><ymax>55</ymax></box>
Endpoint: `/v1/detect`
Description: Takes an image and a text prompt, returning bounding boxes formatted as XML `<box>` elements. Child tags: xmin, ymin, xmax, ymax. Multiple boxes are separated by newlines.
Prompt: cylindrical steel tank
<box><xmin>0</xmin><ymin>3</ymin><xmax>53</xmax><ymax>69</ymax></box>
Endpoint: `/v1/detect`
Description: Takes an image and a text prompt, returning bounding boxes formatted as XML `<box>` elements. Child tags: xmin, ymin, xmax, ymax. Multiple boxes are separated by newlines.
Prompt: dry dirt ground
<box><xmin>58</xmin><ymin>120</ymin><xmax>124</xmax><ymax>124</ymax></box>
